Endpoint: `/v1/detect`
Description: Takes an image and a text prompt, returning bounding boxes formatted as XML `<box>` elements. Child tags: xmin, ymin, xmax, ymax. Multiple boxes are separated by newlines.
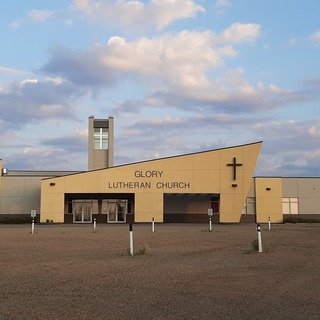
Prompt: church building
<box><xmin>40</xmin><ymin>141</ymin><xmax>261</xmax><ymax>224</ymax></box>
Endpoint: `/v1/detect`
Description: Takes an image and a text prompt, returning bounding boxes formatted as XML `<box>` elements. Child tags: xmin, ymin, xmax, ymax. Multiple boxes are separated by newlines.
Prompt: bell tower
<box><xmin>88</xmin><ymin>116</ymin><xmax>114</xmax><ymax>170</ymax></box>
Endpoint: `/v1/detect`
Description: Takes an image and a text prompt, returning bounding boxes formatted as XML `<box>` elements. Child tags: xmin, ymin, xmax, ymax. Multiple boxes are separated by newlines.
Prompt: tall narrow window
<box><xmin>242</xmin><ymin>197</ymin><xmax>256</xmax><ymax>214</ymax></box>
<box><xmin>94</xmin><ymin>128</ymin><xmax>108</xmax><ymax>149</ymax></box>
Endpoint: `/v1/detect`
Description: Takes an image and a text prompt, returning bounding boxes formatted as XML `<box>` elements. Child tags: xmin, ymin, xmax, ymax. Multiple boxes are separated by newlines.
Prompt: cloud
<box><xmin>40</xmin><ymin>128</ymin><xmax>88</xmax><ymax>153</ymax></box>
<box><xmin>10</xmin><ymin>20</ymin><xmax>21</xmax><ymax>29</ymax></box>
<box><xmin>8</xmin><ymin>6</ymin><xmax>77</xmax><ymax>32</ymax></box>
<box><xmin>43</xmin><ymin>46</ymin><xmax>118</xmax><ymax>88</ymax></box>
<box><xmin>306</xmin><ymin>149</ymin><xmax>320</xmax><ymax>160</ymax></box>
<box><xmin>1</xmin><ymin>128</ymin><xmax>88</xmax><ymax>170</ymax></box>
<box><xmin>0</xmin><ymin>66</ymin><xmax>27</xmax><ymax>74</ymax></box>
<box><xmin>43</xmin><ymin>30</ymin><xmax>222</xmax><ymax>90</ymax></box>
<box><xmin>0</xmin><ymin>78</ymin><xmax>84</xmax><ymax>127</ymax></box>
<box><xmin>73</xmin><ymin>0</ymin><xmax>205</xmax><ymax>31</ymax></box>
<box><xmin>215</xmin><ymin>0</ymin><xmax>231</xmax><ymax>15</ymax></box>
<box><xmin>222</xmin><ymin>23</ymin><xmax>260</xmax><ymax>43</ymax></box>
<box><xmin>303</xmin><ymin>77</ymin><xmax>320</xmax><ymax>88</ymax></box>
<box><xmin>150</xmin><ymin>0</ymin><xmax>205</xmax><ymax>30</ymax></box>
<box><xmin>10</xmin><ymin>10</ymin><xmax>55</xmax><ymax>29</ymax></box>
<box><xmin>41</xmin><ymin>23</ymin><xmax>318</xmax><ymax>114</ymax></box>
<box><xmin>216</xmin><ymin>0</ymin><xmax>231</xmax><ymax>6</ymax></box>
<box><xmin>43</xmin><ymin>25</ymin><xmax>260</xmax><ymax>95</ymax></box>
<box><xmin>103</xmin><ymin>31</ymin><xmax>223</xmax><ymax>89</ymax></box>
<box><xmin>114</xmin><ymin>111</ymin><xmax>262</xmax><ymax>163</ymax></box>
<box><xmin>5</xmin><ymin>146</ymin><xmax>87</xmax><ymax>171</ymax></box>
<box><xmin>144</xmin><ymin>69</ymin><xmax>306</xmax><ymax>114</ymax></box>
<box><xmin>27</xmin><ymin>10</ymin><xmax>54</xmax><ymax>22</ymax></box>
<box><xmin>112</xmin><ymin>99</ymin><xmax>143</xmax><ymax>115</ymax></box>
<box><xmin>308</xmin><ymin>31</ymin><xmax>320</xmax><ymax>42</ymax></box>
<box><xmin>65</xmin><ymin>19</ymin><xmax>73</xmax><ymax>26</ymax></box>
<box><xmin>308</xmin><ymin>126</ymin><xmax>320</xmax><ymax>137</ymax></box>
<box><xmin>253</xmin><ymin>119</ymin><xmax>320</xmax><ymax>154</ymax></box>
<box><xmin>23</xmin><ymin>147</ymin><xmax>55</xmax><ymax>157</ymax></box>
<box><xmin>288</xmin><ymin>38</ymin><xmax>297</xmax><ymax>46</ymax></box>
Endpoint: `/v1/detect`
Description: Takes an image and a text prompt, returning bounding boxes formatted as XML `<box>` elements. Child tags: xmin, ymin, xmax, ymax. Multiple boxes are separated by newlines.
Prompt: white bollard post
<box><xmin>257</xmin><ymin>224</ymin><xmax>262</xmax><ymax>253</ymax></box>
<box><xmin>208</xmin><ymin>208</ymin><xmax>213</xmax><ymax>232</ymax></box>
<box><xmin>129</xmin><ymin>224</ymin><xmax>134</xmax><ymax>256</ymax></box>
<box><xmin>152</xmin><ymin>217</ymin><xmax>155</xmax><ymax>232</ymax></box>
<box><xmin>268</xmin><ymin>217</ymin><xmax>271</xmax><ymax>231</ymax></box>
<box><xmin>93</xmin><ymin>218</ymin><xmax>97</xmax><ymax>232</ymax></box>
<box><xmin>31</xmin><ymin>218</ymin><xmax>35</xmax><ymax>234</ymax></box>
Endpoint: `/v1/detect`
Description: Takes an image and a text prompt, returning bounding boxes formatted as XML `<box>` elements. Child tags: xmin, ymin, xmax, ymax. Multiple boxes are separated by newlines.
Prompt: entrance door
<box><xmin>103</xmin><ymin>199</ymin><xmax>127</xmax><ymax>223</ymax></box>
<box><xmin>73</xmin><ymin>200</ymin><xmax>93</xmax><ymax>223</ymax></box>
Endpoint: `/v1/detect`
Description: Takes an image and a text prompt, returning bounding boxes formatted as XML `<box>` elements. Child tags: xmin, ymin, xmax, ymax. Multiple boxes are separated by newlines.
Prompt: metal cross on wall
<box><xmin>227</xmin><ymin>157</ymin><xmax>243</xmax><ymax>180</ymax></box>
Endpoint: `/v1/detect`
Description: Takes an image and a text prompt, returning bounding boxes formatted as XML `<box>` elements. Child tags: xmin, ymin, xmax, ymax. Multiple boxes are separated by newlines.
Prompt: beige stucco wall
<box><xmin>40</xmin><ymin>142</ymin><xmax>262</xmax><ymax>223</ymax></box>
<box><xmin>1</xmin><ymin>176</ymin><xmax>43</xmax><ymax>215</ymax></box>
<box><xmin>255</xmin><ymin>177</ymin><xmax>283</xmax><ymax>223</ymax></box>
<box><xmin>282</xmin><ymin>177</ymin><xmax>320</xmax><ymax>214</ymax></box>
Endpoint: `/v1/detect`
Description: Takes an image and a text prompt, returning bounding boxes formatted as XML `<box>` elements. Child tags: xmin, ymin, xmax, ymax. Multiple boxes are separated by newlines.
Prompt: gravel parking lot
<box><xmin>0</xmin><ymin>223</ymin><xmax>319</xmax><ymax>319</ymax></box>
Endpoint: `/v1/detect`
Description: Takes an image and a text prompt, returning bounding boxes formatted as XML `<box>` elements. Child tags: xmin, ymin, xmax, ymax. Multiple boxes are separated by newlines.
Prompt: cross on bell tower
<box><xmin>227</xmin><ymin>157</ymin><xmax>243</xmax><ymax>180</ymax></box>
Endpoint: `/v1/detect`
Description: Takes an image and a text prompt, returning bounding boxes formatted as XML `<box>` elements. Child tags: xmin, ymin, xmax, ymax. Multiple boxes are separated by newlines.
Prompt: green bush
<box><xmin>0</xmin><ymin>217</ymin><xmax>31</xmax><ymax>224</ymax></box>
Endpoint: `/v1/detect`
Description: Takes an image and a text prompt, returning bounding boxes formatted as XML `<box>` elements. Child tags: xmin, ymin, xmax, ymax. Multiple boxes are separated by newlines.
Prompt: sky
<box><xmin>1</xmin><ymin>0</ymin><xmax>320</xmax><ymax>176</ymax></box>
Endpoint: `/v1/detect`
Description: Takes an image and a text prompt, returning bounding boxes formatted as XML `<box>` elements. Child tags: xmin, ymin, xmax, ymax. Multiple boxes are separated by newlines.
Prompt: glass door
<box><xmin>73</xmin><ymin>200</ymin><xmax>94</xmax><ymax>223</ymax></box>
<box><xmin>102</xmin><ymin>199</ymin><xmax>127</xmax><ymax>223</ymax></box>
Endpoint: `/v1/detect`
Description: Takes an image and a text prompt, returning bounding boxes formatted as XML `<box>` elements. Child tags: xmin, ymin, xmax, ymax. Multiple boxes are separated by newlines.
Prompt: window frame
<box><xmin>93</xmin><ymin>127</ymin><xmax>109</xmax><ymax>150</ymax></box>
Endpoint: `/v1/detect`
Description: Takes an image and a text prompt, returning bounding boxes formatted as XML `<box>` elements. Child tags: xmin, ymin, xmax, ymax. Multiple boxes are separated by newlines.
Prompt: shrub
<box><xmin>283</xmin><ymin>217</ymin><xmax>320</xmax><ymax>224</ymax></box>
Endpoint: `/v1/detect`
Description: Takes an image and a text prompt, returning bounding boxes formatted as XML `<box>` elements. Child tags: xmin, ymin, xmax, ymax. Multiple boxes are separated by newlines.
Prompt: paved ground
<box><xmin>0</xmin><ymin>223</ymin><xmax>319</xmax><ymax>319</ymax></box>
